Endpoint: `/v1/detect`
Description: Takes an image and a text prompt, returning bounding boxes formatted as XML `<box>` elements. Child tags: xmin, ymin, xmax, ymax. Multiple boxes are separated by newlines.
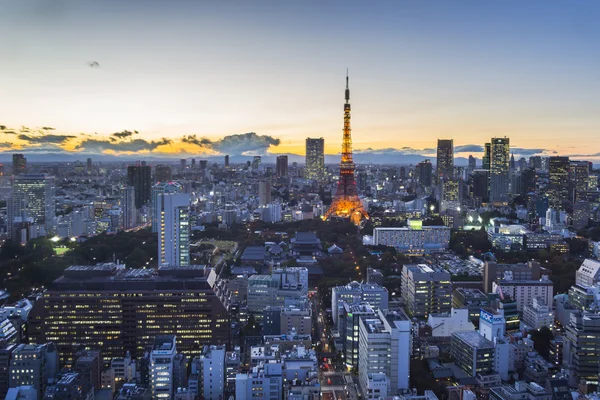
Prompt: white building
<box><xmin>576</xmin><ymin>259</ymin><xmax>600</xmax><ymax>287</ymax></box>
<box><xmin>235</xmin><ymin>362</ymin><xmax>283</xmax><ymax>400</ymax></box>
<box><xmin>150</xmin><ymin>335</ymin><xmax>177</xmax><ymax>400</ymax></box>
<box><xmin>247</xmin><ymin>267</ymin><xmax>309</xmax><ymax>313</ymax></box>
<box><xmin>158</xmin><ymin>193</ymin><xmax>191</xmax><ymax>267</ymax></box>
<box><xmin>492</xmin><ymin>275</ymin><xmax>553</xmax><ymax>312</ymax></box>
<box><xmin>331</xmin><ymin>282</ymin><xmax>389</xmax><ymax>328</ymax></box>
<box><xmin>152</xmin><ymin>182</ymin><xmax>183</xmax><ymax>232</ymax></box>
<box><xmin>358</xmin><ymin>309</ymin><xmax>411</xmax><ymax>398</ymax></box>
<box><xmin>198</xmin><ymin>345</ymin><xmax>225</xmax><ymax>400</ymax></box>
<box><xmin>522</xmin><ymin>297</ymin><xmax>554</xmax><ymax>331</ymax></box>
<box><xmin>479</xmin><ymin>309</ymin><xmax>506</xmax><ymax>342</ymax></box>
<box><xmin>372</xmin><ymin>222</ymin><xmax>450</xmax><ymax>254</ymax></box>
<box><xmin>427</xmin><ymin>308</ymin><xmax>475</xmax><ymax>337</ymax></box>
<box><xmin>258</xmin><ymin>203</ymin><xmax>282</xmax><ymax>223</ymax></box>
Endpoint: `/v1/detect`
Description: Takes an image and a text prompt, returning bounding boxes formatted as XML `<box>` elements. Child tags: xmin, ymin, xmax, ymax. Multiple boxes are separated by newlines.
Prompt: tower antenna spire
<box><xmin>345</xmin><ymin>69</ymin><xmax>350</xmax><ymax>102</ymax></box>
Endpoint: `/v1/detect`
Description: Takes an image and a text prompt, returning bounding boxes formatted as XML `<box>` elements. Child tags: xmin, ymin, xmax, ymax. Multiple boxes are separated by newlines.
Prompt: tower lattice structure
<box><xmin>323</xmin><ymin>73</ymin><xmax>369</xmax><ymax>225</ymax></box>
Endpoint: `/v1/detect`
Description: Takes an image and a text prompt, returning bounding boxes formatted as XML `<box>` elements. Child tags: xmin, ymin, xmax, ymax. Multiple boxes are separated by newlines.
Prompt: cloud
<box><xmin>110</xmin><ymin>130</ymin><xmax>139</xmax><ymax>140</ymax></box>
<box><xmin>182</xmin><ymin>132</ymin><xmax>281</xmax><ymax>155</ymax></box>
<box><xmin>18</xmin><ymin>134</ymin><xmax>76</xmax><ymax>144</ymax></box>
<box><xmin>182</xmin><ymin>134</ymin><xmax>212</xmax><ymax>147</ymax></box>
<box><xmin>455</xmin><ymin>144</ymin><xmax>484</xmax><ymax>153</ymax></box>
<box><xmin>75</xmin><ymin>137</ymin><xmax>172</xmax><ymax>153</ymax></box>
<box><xmin>511</xmin><ymin>147</ymin><xmax>546</xmax><ymax>156</ymax></box>
<box><xmin>41</xmin><ymin>127</ymin><xmax>55</xmax><ymax>131</ymax></box>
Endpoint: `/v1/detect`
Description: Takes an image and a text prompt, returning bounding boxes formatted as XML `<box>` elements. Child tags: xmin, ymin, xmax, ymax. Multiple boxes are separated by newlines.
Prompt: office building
<box><xmin>280</xmin><ymin>303</ymin><xmax>312</xmax><ymax>335</ymax></box>
<box><xmin>247</xmin><ymin>267</ymin><xmax>308</xmax><ymax>313</ymax></box>
<box><xmin>576</xmin><ymin>259</ymin><xmax>600</xmax><ymax>287</ymax></box>
<box><xmin>150</xmin><ymin>335</ymin><xmax>176</xmax><ymax>400</ymax></box>
<box><xmin>453</xmin><ymin>288</ymin><xmax>489</xmax><ymax>325</ymax></box>
<box><xmin>9</xmin><ymin>343</ymin><xmax>56</xmax><ymax>397</ymax></box>
<box><xmin>436</xmin><ymin>139</ymin><xmax>454</xmax><ymax>183</ymax></box>
<box><xmin>489</xmin><ymin>137</ymin><xmax>510</xmax><ymax>203</ymax></box>
<box><xmin>331</xmin><ymin>282</ymin><xmax>388</xmax><ymax>328</ymax></box>
<box><xmin>276</xmin><ymin>155</ymin><xmax>288</xmax><ymax>178</ymax></box>
<box><xmin>415</xmin><ymin>159</ymin><xmax>433</xmax><ymax>187</ymax></box>
<box><xmin>122</xmin><ymin>186</ymin><xmax>136</xmax><ymax>230</ymax></box>
<box><xmin>6</xmin><ymin>192</ymin><xmax>27</xmax><ymax>240</ymax></box>
<box><xmin>427</xmin><ymin>308</ymin><xmax>475</xmax><ymax>337</ymax></box>
<box><xmin>483</xmin><ymin>261</ymin><xmax>543</xmax><ymax>294</ymax></box>
<box><xmin>451</xmin><ymin>331</ymin><xmax>495</xmax><ymax>377</ymax></box>
<box><xmin>224</xmin><ymin>155</ymin><xmax>229</xmax><ymax>168</ymax></box>
<box><xmin>12</xmin><ymin>154</ymin><xmax>26</xmax><ymax>175</ymax></box>
<box><xmin>372</xmin><ymin>221</ymin><xmax>451</xmax><ymax>255</ymax></box>
<box><xmin>522</xmin><ymin>297</ymin><xmax>554</xmax><ymax>331</ymax></box>
<box><xmin>12</xmin><ymin>174</ymin><xmax>55</xmax><ymax>233</ymax></box>
<box><xmin>154</xmin><ymin>165</ymin><xmax>172</xmax><ymax>183</ymax></box>
<box><xmin>28</xmin><ymin>264</ymin><xmax>229</xmax><ymax>366</ymax></box>
<box><xmin>573</xmin><ymin>201</ymin><xmax>590</xmax><ymax>231</ymax></box>
<box><xmin>127</xmin><ymin>164</ymin><xmax>152</xmax><ymax>208</ymax></box>
<box><xmin>358</xmin><ymin>309</ymin><xmax>411</xmax><ymax>398</ymax></box>
<box><xmin>197</xmin><ymin>345</ymin><xmax>225</xmax><ymax>400</ymax></box>
<box><xmin>236</xmin><ymin>363</ymin><xmax>283</xmax><ymax>400</ymax></box>
<box><xmin>258</xmin><ymin>181</ymin><xmax>271</xmax><ymax>206</ymax></box>
<box><xmin>401</xmin><ymin>264</ymin><xmax>452</xmax><ymax>318</ymax></box>
<box><xmin>440</xmin><ymin>179</ymin><xmax>460</xmax><ymax>212</ymax></box>
<box><xmin>564</xmin><ymin>311</ymin><xmax>600</xmax><ymax>387</ymax></box>
<box><xmin>570</xmin><ymin>161</ymin><xmax>591</xmax><ymax>203</ymax></box>
<box><xmin>479</xmin><ymin>308</ymin><xmax>506</xmax><ymax>342</ymax></box>
<box><xmin>152</xmin><ymin>182</ymin><xmax>183</xmax><ymax>232</ymax></box>
<box><xmin>471</xmin><ymin>169</ymin><xmax>490</xmax><ymax>203</ymax></box>
<box><xmin>158</xmin><ymin>193</ymin><xmax>190</xmax><ymax>266</ymax></box>
<box><xmin>305</xmin><ymin>138</ymin><xmax>325</xmax><ymax>179</ymax></box>
<box><xmin>340</xmin><ymin>303</ymin><xmax>376</xmax><ymax>370</ymax></box>
<box><xmin>492</xmin><ymin>275</ymin><xmax>553</xmax><ymax>311</ymax></box>
<box><xmin>548</xmin><ymin>157</ymin><xmax>570</xmax><ymax>210</ymax></box>
<box><xmin>180</xmin><ymin>159</ymin><xmax>186</xmax><ymax>172</ymax></box>
<box><xmin>482</xmin><ymin>143</ymin><xmax>491</xmax><ymax>170</ymax></box>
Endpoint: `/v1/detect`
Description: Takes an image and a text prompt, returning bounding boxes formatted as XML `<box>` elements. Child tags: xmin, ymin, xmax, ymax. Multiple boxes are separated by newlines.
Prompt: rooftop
<box><xmin>452</xmin><ymin>331</ymin><xmax>494</xmax><ymax>349</ymax></box>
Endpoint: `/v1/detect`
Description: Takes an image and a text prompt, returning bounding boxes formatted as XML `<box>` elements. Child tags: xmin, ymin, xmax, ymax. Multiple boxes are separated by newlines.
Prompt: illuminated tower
<box><xmin>323</xmin><ymin>72</ymin><xmax>369</xmax><ymax>225</ymax></box>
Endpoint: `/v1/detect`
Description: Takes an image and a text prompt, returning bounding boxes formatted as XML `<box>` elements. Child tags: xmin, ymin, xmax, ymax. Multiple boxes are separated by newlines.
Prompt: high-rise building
<box><xmin>158</xmin><ymin>193</ymin><xmax>190</xmax><ymax>266</ymax></box>
<box><xmin>548</xmin><ymin>156</ymin><xmax>570</xmax><ymax>210</ymax></box>
<box><xmin>471</xmin><ymin>169</ymin><xmax>490</xmax><ymax>203</ymax></box>
<box><xmin>197</xmin><ymin>345</ymin><xmax>225</xmax><ymax>400</ymax></box>
<box><xmin>199</xmin><ymin>160</ymin><xmax>208</xmax><ymax>170</ymax></box>
<box><xmin>482</xmin><ymin>143</ymin><xmax>491</xmax><ymax>170</ymax></box>
<box><xmin>127</xmin><ymin>164</ymin><xmax>152</xmax><ymax>208</ymax></box>
<box><xmin>12</xmin><ymin>174</ymin><xmax>56</xmax><ymax>233</ymax></box>
<box><xmin>358</xmin><ymin>309</ymin><xmax>411</xmax><ymax>398</ymax></box>
<box><xmin>401</xmin><ymin>264</ymin><xmax>452</xmax><ymax>318</ymax></box>
<box><xmin>440</xmin><ymin>180</ymin><xmax>461</xmax><ymax>212</ymax></box>
<box><xmin>276</xmin><ymin>155</ymin><xmax>288</xmax><ymax>178</ymax></box>
<box><xmin>86</xmin><ymin>158</ymin><xmax>92</xmax><ymax>175</ymax></box>
<box><xmin>258</xmin><ymin>181</ymin><xmax>271</xmax><ymax>206</ymax></box>
<box><xmin>468</xmin><ymin>155</ymin><xmax>477</xmax><ymax>170</ymax></box>
<box><xmin>331</xmin><ymin>282</ymin><xmax>388</xmax><ymax>327</ymax></box>
<box><xmin>450</xmin><ymin>331</ymin><xmax>494</xmax><ymax>377</ymax></box>
<box><xmin>415</xmin><ymin>159</ymin><xmax>433</xmax><ymax>187</ymax></box>
<box><xmin>6</xmin><ymin>192</ymin><xmax>27</xmax><ymax>239</ymax></box>
<box><xmin>191</xmin><ymin>159</ymin><xmax>196</xmax><ymax>169</ymax></box>
<box><xmin>252</xmin><ymin>156</ymin><xmax>261</xmax><ymax>170</ymax></box>
<box><xmin>151</xmin><ymin>182</ymin><xmax>183</xmax><ymax>233</ymax></box>
<box><xmin>340</xmin><ymin>303</ymin><xmax>375</xmax><ymax>370</ymax></box>
<box><xmin>224</xmin><ymin>155</ymin><xmax>229</xmax><ymax>168</ymax></box>
<box><xmin>154</xmin><ymin>165</ymin><xmax>172</xmax><ymax>183</ymax></box>
<box><xmin>573</xmin><ymin>201</ymin><xmax>590</xmax><ymax>231</ymax></box>
<box><xmin>305</xmin><ymin>138</ymin><xmax>324</xmax><ymax>179</ymax></box>
<box><xmin>122</xmin><ymin>186</ymin><xmax>137</xmax><ymax>230</ymax></box>
<box><xmin>564</xmin><ymin>311</ymin><xmax>600</xmax><ymax>387</ymax></box>
<box><xmin>570</xmin><ymin>161</ymin><xmax>591</xmax><ymax>203</ymax></box>
<box><xmin>9</xmin><ymin>343</ymin><xmax>57</xmax><ymax>397</ymax></box>
<box><xmin>12</xmin><ymin>154</ymin><xmax>26</xmax><ymax>175</ymax></box>
<box><xmin>28</xmin><ymin>264</ymin><xmax>229</xmax><ymax>366</ymax></box>
<box><xmin>150</xmin><ymin>335</ymin><xmax>176</xmax><ymax>400</ymax></box>
<box><xmin>489</xmin><ymin>138</ymin><xmax>510</xmax><ymax>203</ymax></box>
<box><xmin>436</xmin><ymin>139</ymin><xmax>454</xmax><ymax>183</ymax></box>
<box><xmin>180</xmin><ymin>159</ymin><xmax>187</xmax><ymax>171</ymax></box>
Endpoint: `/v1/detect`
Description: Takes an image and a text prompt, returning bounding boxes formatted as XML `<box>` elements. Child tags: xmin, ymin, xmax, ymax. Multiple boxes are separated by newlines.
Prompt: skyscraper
<box><xmin>258</xmin><ymin>181</ymin><xmax>271</xmax><ymax>206</ymax></box>
<box><xmin>154</xmin><ymin>164</ymin><xmax>172</xmax><ymax>183</ymax></box>
<box><xmin>276</xmin><ymin>155</ymin><xmax>288</xmax><ymax>178</ymax></box>
<box><xmin>415</xmin><ymin>159</ymin><xmax>433</xmax><ymax>187</ymax></box>
<box><xmin>305</xmin><ymin>138</ymin><xmax>324</xmax><ymax>179</ymax></box>
<box><xmin>6</xmin><ymin>192</ymin><xmax>27</xmax><ymax>239</ymax></box>
<box><xmin>436</xmin><ymin>139</ymin><xmax>454</xmax><ymax>183</ymax></box>
<box><xmin>127</xmin><ymin>164</ymin><xmax>152</xmax><ymax>208</ymax></box>
<box><xmin>122</xmin><ymin>186</ymin><xmax>137</xmax><ymax>230</ymax></box>
<box><xmin>12</xmin><ymin>174</ymin><xmax>56</xmax><ymax>233</ymax></box>
<box><xmin>548</xmin><ymin>156</ymin><xmax>570</xmax><ymax>210</ymax></box>
<box><xmin>158</xmin><ymin>193</ymin><xmax>191</xmax><ymax>267</ymax></box>
<box><xmin>489</xmin><ymin>138</ymin><xmax>510</xmax><ymax>203</ymax></box>
<box><xmin>468</xmin><ymin>155</ymin><xmax>477</xmax><ymax>170</ymax></box>
<box><xmin>180</xmin><ymin>158</ymin><xmax>187</xmax><ymax>171</ymax></box>
<box><xmin>152</xmin><ymin>182</ymin><xmax>183</xmax><ymax>232</ymax></box>
<box><xmin>12</xmin><ymin>154</ymin><xmax>26</xmax><ymax>175</ymax></box>
<box><xmin>86</xmin><ymin>158</ymin><xmax>92</xmax><ymax>175</ymax></box>
<box><xmin>482</xmin><ymin>143</ymin><xmax>491</xmax><ymax>170</ymax></box>
<box><xmin>570</xmin><ymin>161</ymin><xmax>591</xmax><ymax>203</ymax></box>
<box><xmin>224</xmin><ymin>155</ymin><xmax>229</xmax><ymax>167</ymax></box>
<box><xmin>150</xmin><ymin>335</ymin><xmax>177</xmax><ymax>400</ymax></box>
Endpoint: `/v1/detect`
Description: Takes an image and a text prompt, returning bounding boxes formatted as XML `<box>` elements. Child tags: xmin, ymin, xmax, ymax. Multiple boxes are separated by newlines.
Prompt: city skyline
<box><xmin>1</xmin><ymin>1</ymin><xmax>600</xmax><ymax>161</ymax></box>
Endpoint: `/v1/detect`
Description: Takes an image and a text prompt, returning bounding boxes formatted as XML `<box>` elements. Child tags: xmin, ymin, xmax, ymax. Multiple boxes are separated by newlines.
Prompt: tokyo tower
<box><xmin>323</xmin><ymin>72</ymin><xmax>369</xmax><ymax>225</ymax></box>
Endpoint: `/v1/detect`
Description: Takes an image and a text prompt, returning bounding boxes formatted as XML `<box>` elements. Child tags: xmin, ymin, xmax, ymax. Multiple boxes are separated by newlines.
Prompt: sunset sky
<box><xmin>1</xmin><ymin>1</ymin><xmax>600</xmax><ymax>160</ymax></box>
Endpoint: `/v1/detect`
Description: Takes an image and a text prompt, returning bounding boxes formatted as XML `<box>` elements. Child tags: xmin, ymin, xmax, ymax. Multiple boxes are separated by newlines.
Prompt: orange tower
<box><xmin>323</xmin><ymin>72</ymin><xmax>369</xmax><ymax>225</ymax></box>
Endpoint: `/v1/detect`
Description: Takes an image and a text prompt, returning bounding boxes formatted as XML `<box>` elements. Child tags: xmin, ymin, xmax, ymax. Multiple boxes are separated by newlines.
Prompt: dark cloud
<box><xmin>0</xmin><ymin>126</ymin><xmax>6</xmax><ymax>130</ymax></box>
<box><xmin>455</xmin><ymin>144</ymin><xmax>484</xmax><ymax>153</ymax></box>
<box><xmin>20</xmin><ymin>126</ymin><xmax>31</xmax><ymax>133</ymax></box>
<box><xmin>210</xmin><ymin>132</ymin><xmax>280</xmax><ymax>155</ymax></box>
<box><xmin>111</xmin><ymin>130</ymin><xmax>139</xmax><ymax>140</ymax></box>
<box><xmin>41</xmin><ymin>127</ymin><xmax>55</xmax><ymax>131</ymax></box>
<box><xmin>182</xmin><ymin>134</ymin><xmax>212</xmax><ymax>147</ymax></box>
<box><xmin>18</xmin><ymin>134</ymin><xmax>76</xmax><ymax>144</ymax></box>
<box><xmin>511</xmin><ymin>147</ymin><xmax>546</xmax><ymax>156</ymax></box>
<box><xmin>76</xmin><ymin>137</ymin><xmax>172</xmax><ymax>153</ymax></box>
